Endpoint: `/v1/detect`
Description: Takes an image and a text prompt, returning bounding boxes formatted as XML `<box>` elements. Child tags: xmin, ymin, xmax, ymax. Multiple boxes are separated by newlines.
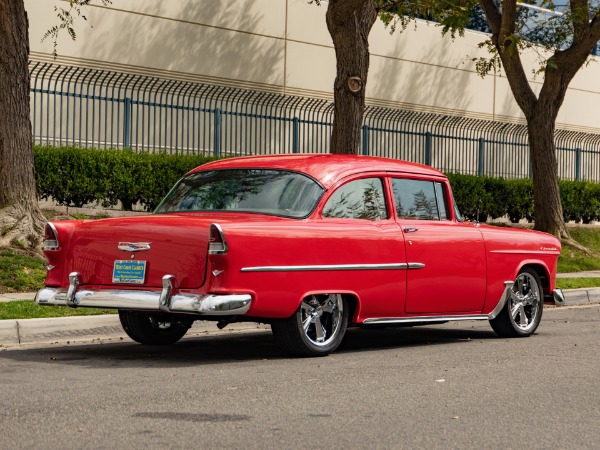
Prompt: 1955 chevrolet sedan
<box><xmin>36</xmin><ymin>154</ymin><xmax>565</xmax><ymax>356</ymax></box>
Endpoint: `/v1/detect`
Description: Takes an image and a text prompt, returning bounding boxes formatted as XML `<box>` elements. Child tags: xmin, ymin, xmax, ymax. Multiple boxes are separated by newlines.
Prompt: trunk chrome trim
<box><xmin>36</xmin><ymin>272</ymin><xmax>252</xmax><ymax>316</ymax></box>
<box><xmin>241</xmin><ymin>263</ymin><xmax>425</xmax><ymax>272</ymax></box>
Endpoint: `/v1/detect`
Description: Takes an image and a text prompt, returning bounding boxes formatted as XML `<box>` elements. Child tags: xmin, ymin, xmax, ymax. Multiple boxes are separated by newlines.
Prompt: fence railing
<box><xmin>30</xmin><ymin>62</ymin><xmax>600</xmax><ymax>182</ymax></box>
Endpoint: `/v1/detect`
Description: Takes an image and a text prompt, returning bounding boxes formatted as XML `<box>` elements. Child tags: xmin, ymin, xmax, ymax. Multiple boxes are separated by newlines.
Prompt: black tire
<box><xmin>119</xmin><ymin>310</ymin><xmax>192</xmax><ymax>345</ymax></box>
<box><xmin>271</xmin><ymin>294</ymin><xmax>349</xmax><ymax>357</ymax></box>
<box><xmin>490</xmin><ymin>268</ymin><xmax>544</xmax><ymax>338</ymax></box>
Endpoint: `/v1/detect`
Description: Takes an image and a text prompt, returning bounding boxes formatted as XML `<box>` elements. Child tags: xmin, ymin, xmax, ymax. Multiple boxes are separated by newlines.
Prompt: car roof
<box><xmin>190</xmin><ymin>154</ymin><xmax>446</xmax><ymax>189</ymax></box>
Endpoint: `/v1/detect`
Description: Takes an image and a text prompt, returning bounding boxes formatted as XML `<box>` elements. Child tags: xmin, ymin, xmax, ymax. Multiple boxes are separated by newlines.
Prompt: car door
<box><xmin>320</xmin><ymin>176</ymin><xmax>407</xmax><ymax>319</ymax></box>
<box><xmin>390</xmin><ymin>177</ymin><xmax>487</xmax><ymax>314</ymax></box>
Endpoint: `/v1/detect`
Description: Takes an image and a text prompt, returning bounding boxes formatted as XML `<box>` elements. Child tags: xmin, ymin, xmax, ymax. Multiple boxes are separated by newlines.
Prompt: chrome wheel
<box><xmin>271</xmin><ymin>294</ymin><xmax>349</xmax><ymax>356</ymax></box>
<box><xmin>509</xmin><ymin>272</ymin><xmax>541</xmax><ymax>333</ymax></box>
<box><xmin>489</xmin><ymin>268</ymin><xmax>544</xmax><ymax>338</ymax></box>
<box><xmin>300</xmin><ymin>294</ymin><xmax>344</xmax><ymax>347</ymax></box>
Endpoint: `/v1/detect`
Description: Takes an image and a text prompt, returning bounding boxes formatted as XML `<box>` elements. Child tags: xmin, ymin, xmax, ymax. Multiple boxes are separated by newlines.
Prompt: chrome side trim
<box><xmin>553</xmin><ymin>288</ymin><xmax>565</xmax><ymax>307</ymax></box>
<box><xmin>488</xmin><ymin>281</ymin><xmax>514</xmax><ymax>320</ymax></box>
<box><xmin>241</xmin><ymin>263</ymin><xmax>417</xmax><ymax>272</ymax></box>
<box><xmin>35</xmin><ymin>278</ymin><xmax>252</xmax><ymax>316</ymax></box>
<box><xmin>363</xmin><ymin>281</ymin><xmax>515</xmax><ymax>325</ymax></box>
<box><xmin>490</xmin><ymin>249</ymin><xmax>561</xmax><ymax>255</ymax></box>
<box><xmin>363</xmin><ymin>315</ymin><xmax>490</xmax><ymax>325</ymax></box>
<box><xmin>408</xmin><ymin>263</ymin><xmax>425</xmax><ymax>270</ymax></box>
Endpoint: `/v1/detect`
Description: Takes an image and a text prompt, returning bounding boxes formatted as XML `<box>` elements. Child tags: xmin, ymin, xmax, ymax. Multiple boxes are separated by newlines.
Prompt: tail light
<box><xmin>208</xmin><ymin>223</ymin><xmax>228</xmax><ymax>255</ymax></box>
<box><xmin>43</xmin><ymin>223</ymin><xmax>60</xmax><ymax>251</ymax></box>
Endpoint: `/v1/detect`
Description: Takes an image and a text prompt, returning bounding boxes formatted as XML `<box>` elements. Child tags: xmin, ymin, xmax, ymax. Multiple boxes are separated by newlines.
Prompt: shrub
<box><xmin>34</xmin><ymin>146</ymin><xmax>215</xmax><ymax>211</ymax></box>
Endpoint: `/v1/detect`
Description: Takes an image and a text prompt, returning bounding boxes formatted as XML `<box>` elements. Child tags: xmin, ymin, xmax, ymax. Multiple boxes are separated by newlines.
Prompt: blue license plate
<box><xmin>113</xmin><ymin>260</ymin><xmax>147</xmax><ymax>284</ymax></box>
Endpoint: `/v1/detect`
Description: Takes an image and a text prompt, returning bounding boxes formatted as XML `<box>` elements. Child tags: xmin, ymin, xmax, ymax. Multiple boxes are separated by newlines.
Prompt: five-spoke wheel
<box><xmin>272</xmin><ymin>294</ymin><xmax>349</xmax><ymax>356</ymax></box>
<box><xmin>490</xmin><ymin>268</ymin><xmax>543</xmax><ymax>337</ymax></box>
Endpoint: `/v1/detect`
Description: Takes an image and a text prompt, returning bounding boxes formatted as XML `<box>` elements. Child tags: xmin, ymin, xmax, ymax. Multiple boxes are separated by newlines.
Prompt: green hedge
<box><xmin>34</xmin><ymin>146</ymin><xmax>215</xmax><ymax>211</ymax></box>
<box><xmin>448</xmin><ymin>173</ymin><xmax>600</xmax><ymax>224</ymax></box>
<box><xmin>33</xmin><ymin>146</ymin><xmax>600</xmax><ymax>222</ymax></box>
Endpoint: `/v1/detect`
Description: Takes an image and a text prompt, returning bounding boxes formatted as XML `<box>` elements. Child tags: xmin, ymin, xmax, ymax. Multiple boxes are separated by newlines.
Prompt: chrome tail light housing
<box><xmin>208</xmin><ymin>223</ymin><xmax>228</xmax><ymax>255</ymax></box>
<box><xmin>43</xmin><ymin>222</ymin><xmax>60</xmax><ymax>251</ymax></box>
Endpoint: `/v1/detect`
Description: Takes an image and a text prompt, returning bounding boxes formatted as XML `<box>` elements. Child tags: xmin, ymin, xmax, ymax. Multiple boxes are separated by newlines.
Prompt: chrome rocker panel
<box><xmin>363</xmin><ymin>281</ymin><xmax>565</xmax><ymax>326</ymax></box>
<box><xmin>35</xmin><ymin>272</ymin><xmax>252</xmax><ymax>316</ymax></box>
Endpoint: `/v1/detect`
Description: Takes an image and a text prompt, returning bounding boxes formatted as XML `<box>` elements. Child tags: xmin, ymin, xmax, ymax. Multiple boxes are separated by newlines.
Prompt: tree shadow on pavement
<box><xmin>0</xmin><ymin>323</ymin><xmax>499</xmax><ymax>368</ymax></box>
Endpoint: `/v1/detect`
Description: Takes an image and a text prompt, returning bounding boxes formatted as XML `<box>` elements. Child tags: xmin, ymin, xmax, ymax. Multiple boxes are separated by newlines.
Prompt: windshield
<box><xmin>155</xmin><ymin>169</ymin><xmax>324</xmax><ymax>218</ymax></box>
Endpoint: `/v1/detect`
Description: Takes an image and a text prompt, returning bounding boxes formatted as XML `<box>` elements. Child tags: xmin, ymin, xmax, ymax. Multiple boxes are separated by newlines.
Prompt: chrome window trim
<box><xmin>240</xmin><ymin>263</ymin><xmax>426</xmax><ymax>272</ymax></box>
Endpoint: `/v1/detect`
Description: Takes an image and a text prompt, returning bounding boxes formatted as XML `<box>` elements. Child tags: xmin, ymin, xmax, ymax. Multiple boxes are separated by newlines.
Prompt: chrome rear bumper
<box><xmin>35</xmin><ymin>272</ymin><xmax>252</xmax><ymax>316</ymax></box>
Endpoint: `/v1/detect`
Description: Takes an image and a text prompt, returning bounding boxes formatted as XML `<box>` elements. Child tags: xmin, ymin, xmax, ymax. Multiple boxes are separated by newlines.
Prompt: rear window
<box><xmin>154</xmin><ymin>169</ymin><xmax>324</xmax><ymax>218</ymax></box>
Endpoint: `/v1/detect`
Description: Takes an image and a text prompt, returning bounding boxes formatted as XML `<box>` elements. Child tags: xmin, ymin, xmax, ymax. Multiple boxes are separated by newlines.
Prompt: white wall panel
<box><xmin>25</xmin><ymin>0</ymin><xmax>600</xmax><ymax>132</ymax></box>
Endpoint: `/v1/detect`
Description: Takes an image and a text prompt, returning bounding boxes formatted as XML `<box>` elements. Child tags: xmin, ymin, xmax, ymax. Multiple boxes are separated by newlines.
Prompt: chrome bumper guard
<box><xmin>552</xmin><ymin>288</ymin><xmax>565</xmax><ymax>307</ymax></box>
<box><xmin>35</xmin><ymin>272</ymin><xmax>252</xmax><ymax>316</ymax></box>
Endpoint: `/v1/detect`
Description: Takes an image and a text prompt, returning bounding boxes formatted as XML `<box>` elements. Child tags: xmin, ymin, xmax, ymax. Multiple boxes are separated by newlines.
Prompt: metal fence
<box><xmin>30</xmin><ymin>62</ymin><xmax>600</xmax><ymax>182</ymax></box>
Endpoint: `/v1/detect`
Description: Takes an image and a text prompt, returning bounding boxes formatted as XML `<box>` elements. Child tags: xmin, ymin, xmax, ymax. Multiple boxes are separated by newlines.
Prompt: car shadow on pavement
<box><xmin>0</xmin><ymin>323</ymin><xmax>499</xmax><ymax>368</ymax></box>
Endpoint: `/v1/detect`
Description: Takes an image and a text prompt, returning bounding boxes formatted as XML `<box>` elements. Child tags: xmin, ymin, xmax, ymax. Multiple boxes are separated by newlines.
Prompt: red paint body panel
<box><xmin>42</xmin><ymin>155</ymin><xmax>562</xmax><ymax>323</ymax></box>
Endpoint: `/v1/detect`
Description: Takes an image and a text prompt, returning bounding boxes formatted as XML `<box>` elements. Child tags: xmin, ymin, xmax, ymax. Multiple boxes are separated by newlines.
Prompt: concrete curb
<box><xmin>0</xmin><ymin>314</ymin><xmax>269</xmax><ymax>347</ymax></box>
<box><xmin>1</xmin><ymin>288</ymin><xmax>598</xmax><ymax>347</ymax></box>
<box><xmin>562</xmin><ymin>287</ymin><xmax>600</xmax><ymax>306</ymax></box>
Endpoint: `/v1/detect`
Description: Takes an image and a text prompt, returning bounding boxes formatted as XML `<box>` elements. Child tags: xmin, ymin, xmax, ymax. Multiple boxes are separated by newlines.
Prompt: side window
<box><xmin>434</xmin><ymin>182</ymin><xmax>449</xmax><ymax>220</ymax></box>
<box><xmin>392</xmin><ymin>179</ymin><xmax>440</xmax><ymax>220</ymax></box>
<box><xmin>323</xmin><ymin>178</ymin><xmax>388</xmax><ymax>220</ymax></box>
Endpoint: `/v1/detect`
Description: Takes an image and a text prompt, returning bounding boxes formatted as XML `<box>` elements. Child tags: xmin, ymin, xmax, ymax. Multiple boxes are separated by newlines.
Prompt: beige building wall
<box><xmin>26</xmin><ymin>0</ymin><xmax>600</xmax><ymax>134</ymax></box>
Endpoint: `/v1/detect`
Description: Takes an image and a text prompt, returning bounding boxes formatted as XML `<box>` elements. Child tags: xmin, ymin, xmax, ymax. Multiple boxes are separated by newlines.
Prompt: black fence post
<box><xmin>214</xmin><ymin>108</ymin><xmax>222</xmax><ymax>158</ymax></box>
<box><xmin>362</xmin><ymin>125</ymin><xmax>369</xmax><ymax>156</ymax></box>
<box><xmin>292</xmin><ymin>117</ymin><xmax>300</xmax><ymax>153</ymax></box>
<box><xmin>425</xmin><ymin>132</ymin><xmax>432</xmax><ymax>166</ymax></box>
<box><xmin>478</xmin><ymin>137</ymin><xmax>485</xmax><ymax>176</ymax></box>
<box><xmin>123</xmin><ymin>97</ymin><xmax>132</xmax><ymax>149</ymax></box>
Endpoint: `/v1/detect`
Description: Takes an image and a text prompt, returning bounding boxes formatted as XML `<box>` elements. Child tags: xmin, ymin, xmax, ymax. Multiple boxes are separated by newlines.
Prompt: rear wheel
<box><xmin>271</xmin><ymin>294</ymin><xmax>349</xmax><ymax>356</ymax></box>
<box><xmin>490</xmin><ymin>268</ymin><xmax>544</xmax><ymax>337</ymax></box>
<box><xmin>119</xmin><ymin>310</ymin><xmax>193</xmax><ymax>345</ymax></box>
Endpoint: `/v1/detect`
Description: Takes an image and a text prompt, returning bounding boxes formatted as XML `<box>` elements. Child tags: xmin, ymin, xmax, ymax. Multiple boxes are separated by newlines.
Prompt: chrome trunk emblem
<box><xmin>118</xmin><ymin>242</ymin><xmax>152</xmax><ymax>252</ymax></box>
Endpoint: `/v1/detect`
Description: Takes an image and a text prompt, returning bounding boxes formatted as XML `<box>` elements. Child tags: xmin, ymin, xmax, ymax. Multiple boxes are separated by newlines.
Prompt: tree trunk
<box><xmin>0</xmin><ymin>0</ymin><xmax>45</xmax><ymax>250</ymax></box>
<box><xmin>326</xmin><ymin>0</ymin><xmax>377</xmax><ymax>154</ymax></box>
<box><xmin>527</xmin><ymin>111</ymin><xmax>568</xmax><ymax>239</ymax></box>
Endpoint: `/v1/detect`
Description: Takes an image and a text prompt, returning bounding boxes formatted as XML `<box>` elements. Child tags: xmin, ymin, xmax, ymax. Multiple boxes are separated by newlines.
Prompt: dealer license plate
<box><xmin>113</xmin><ymin>260</ymin><xmax>147</xmax><ymax>284</ymax></box>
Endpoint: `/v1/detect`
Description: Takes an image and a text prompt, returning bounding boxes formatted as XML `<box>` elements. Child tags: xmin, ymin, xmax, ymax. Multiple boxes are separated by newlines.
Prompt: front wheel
<box><xmin>271</xmin><ymin>294</ymin><xmax>349</xmax><ymax>357</ymax></box>
<box><xmin>119</xmin><ymin>310</ymin><xmax>193</xmax><ymax>345</ymax></box>
<box><xmin>490</xmin><ymin>268</ymin><xmax>544</xmax><ymax>337</ymax></box>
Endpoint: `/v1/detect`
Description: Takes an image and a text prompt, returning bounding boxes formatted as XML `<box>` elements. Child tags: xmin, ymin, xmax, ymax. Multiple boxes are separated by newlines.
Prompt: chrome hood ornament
<box><xmin>118</xmin><ymin>242</ymin><xmax>152</xmax><ymax>252</ymax></box>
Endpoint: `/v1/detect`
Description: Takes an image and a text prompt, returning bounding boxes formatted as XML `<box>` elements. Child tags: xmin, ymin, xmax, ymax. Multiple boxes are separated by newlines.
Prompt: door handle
<box><xmin>404</xmin><ymin>227</ymin><xmax>418</xmax><ymax>233</ymax></box>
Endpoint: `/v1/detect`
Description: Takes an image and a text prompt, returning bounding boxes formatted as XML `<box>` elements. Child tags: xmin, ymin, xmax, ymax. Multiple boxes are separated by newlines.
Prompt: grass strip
<box><xmin>555</xmin><ymin>278</ymin><xmax>600</xmax><ymax>290</ymax></box>
<box><xmin>558</xmin><ymin>227</ymin><xmax>600</xmax><ymax>273</ymax></box>
<box><xmin>0</xmin><ymin>301</ymin><xmax>117</xmax><ymax>320</ymax></box>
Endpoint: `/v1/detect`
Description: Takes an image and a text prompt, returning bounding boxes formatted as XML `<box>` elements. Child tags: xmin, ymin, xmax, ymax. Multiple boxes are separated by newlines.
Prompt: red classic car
<box><xmin>36</xmin><ymin>155</ymin><xmax>565</xmax><ymax>356</ymax></box>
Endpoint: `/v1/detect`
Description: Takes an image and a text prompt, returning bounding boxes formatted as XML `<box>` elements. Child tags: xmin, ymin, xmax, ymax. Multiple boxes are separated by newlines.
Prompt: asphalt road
<box><xmin>1</xmin><ymin>305</ymin><xmax>599</xmax><ymax>450</ymax></box>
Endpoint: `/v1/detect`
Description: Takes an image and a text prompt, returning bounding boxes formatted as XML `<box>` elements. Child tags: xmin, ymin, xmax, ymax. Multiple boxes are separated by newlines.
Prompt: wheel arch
<box><xmin>517</xmin><ymin>262</ymin><xmax>551</xmax><ymax>301</ymax></box>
